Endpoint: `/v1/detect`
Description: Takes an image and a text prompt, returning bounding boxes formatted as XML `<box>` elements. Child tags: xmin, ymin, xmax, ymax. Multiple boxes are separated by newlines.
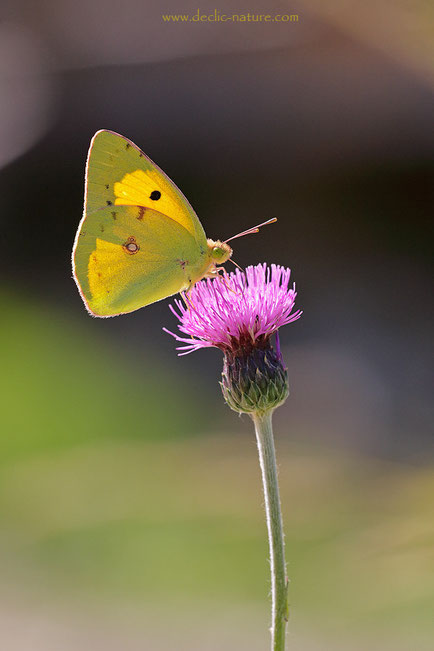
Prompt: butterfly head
<box><xmin>207</xmin><ymin>239</ymin><xmax>233</xmax><ymax>264</ymax></box>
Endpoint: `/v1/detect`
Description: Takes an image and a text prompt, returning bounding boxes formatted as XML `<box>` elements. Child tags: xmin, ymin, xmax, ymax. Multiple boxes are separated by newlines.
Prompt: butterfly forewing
<box><xmin>85</xmin><ymin>130</ymin><xmax>206</xmax><ymax>245</ymax></box>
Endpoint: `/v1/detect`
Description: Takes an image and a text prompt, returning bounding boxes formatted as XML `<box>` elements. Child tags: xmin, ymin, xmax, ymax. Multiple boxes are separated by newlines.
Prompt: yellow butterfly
<box><xmin>72</xmin><ymin>130</ymin><xmax>274</xmax><ymax>317</ymax></box>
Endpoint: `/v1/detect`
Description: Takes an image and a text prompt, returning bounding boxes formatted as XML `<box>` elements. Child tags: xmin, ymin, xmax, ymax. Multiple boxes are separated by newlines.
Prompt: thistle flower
<box><xmin>164</xmin><ymin>263</ymin><xmax>302</xmax><ymax>415</ymax></box>
<box><xmin>165</xmin><ymin>263</ymin><xmax>302</xmax><ymax>651</ymax></box>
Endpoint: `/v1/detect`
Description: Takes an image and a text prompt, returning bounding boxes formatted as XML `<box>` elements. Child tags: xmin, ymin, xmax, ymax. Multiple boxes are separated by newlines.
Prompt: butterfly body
<box><xmin>72</xmin><ymin>130</ymin><xmax>232</xmax><ymax>317</ymax></box>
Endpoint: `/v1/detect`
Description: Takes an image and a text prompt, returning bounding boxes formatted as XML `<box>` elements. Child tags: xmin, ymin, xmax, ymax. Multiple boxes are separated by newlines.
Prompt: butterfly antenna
<box><xmin>224</xmin><ymin>218</ymin><xmax>277</xmax><ymax>243</ymax></box>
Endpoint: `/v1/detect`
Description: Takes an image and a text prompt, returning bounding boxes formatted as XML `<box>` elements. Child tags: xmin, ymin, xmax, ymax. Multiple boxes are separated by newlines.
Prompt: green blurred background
<box><xmin>0</xmin><ymin>1</ymin><xmax>433</xmax><ymax>649</ymax></box>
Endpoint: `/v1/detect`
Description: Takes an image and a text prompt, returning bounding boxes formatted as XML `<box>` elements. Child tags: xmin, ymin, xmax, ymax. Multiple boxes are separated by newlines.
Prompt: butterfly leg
<box><xmin>182</xmin><ymin>287</ymin><xmax>198</xmax><ymax>313</ymax></box>
<box><xmin>211</xmin><ymin>266</ymin><xmax>241</xmax><ymax>296</ymax></box>
<box><xmin>204</xmin><ymin>266</ymin><xmax>228</xmax><ymax>279</ymax></box>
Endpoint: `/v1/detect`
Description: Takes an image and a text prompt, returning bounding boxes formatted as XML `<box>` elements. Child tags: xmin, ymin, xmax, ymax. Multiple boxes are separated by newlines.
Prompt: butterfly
<box><xmin>72</xmin><ymin>130</ymin><xmax>275</xmax><ymax>317</ymax></box>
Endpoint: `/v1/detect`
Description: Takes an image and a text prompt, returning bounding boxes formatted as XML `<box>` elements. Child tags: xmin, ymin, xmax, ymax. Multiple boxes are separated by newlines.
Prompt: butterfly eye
<box><xmin>212</xmin><ymin>246</ymin><xmax>227</xmax><ymax>261</ymax></box>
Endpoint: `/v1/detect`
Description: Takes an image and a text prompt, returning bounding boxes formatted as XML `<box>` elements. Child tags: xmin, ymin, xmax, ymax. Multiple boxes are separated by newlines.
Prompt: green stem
<box><xmin>252</xmin><ymin>410</ymin><xmax>289</xmax><ymax>651</ymax></box>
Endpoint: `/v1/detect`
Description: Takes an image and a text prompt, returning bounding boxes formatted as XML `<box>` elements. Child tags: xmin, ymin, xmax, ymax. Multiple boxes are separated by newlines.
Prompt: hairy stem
<box><xmin>252</xmin><ymin>410</ymin><xmax>288</xmax><ymax>651</ymax></box>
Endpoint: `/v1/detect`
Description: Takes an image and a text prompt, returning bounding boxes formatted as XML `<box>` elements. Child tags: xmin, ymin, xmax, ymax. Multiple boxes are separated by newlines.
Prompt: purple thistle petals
<box><xmin>275</xmin><ymin>330</ymin><xmax>282</xmax><ymax>361</ymax></box>
<box><xmin>165</xmin><ymin>263</ymin><xmax>302</xmax><ymax>355</ymax></box>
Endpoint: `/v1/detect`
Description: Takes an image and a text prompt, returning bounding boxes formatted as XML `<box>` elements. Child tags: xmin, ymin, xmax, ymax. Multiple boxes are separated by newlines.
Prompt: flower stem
<box><xmin>252</xmin><ymin>410</ymin><xmax>289</xmax><ymax>651</ymax></box>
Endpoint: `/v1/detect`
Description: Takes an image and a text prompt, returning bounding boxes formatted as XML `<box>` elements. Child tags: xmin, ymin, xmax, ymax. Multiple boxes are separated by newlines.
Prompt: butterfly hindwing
<box><xmin>73</xmin><ymin>204</ymin><xmax>207</xmax><ymax>317</ymax></box>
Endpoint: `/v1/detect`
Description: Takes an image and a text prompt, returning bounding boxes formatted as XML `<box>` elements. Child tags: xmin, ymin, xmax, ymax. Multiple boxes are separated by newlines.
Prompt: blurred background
<box><xmin>0</xmin><ymin>1</ymin><xmax>433</xmax><ymax>649</ymax></box>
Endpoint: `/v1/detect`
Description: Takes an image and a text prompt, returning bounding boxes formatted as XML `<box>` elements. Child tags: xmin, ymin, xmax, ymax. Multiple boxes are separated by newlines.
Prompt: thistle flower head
<box><xmin>164</xmin><ymin>263</ymin><xmax>302</xmax><ymax>415</ymax></box>
<box><xmin>165</xmin><ymin>264</ymin><xmax>301</xmax><ymax>354</ymax></box>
